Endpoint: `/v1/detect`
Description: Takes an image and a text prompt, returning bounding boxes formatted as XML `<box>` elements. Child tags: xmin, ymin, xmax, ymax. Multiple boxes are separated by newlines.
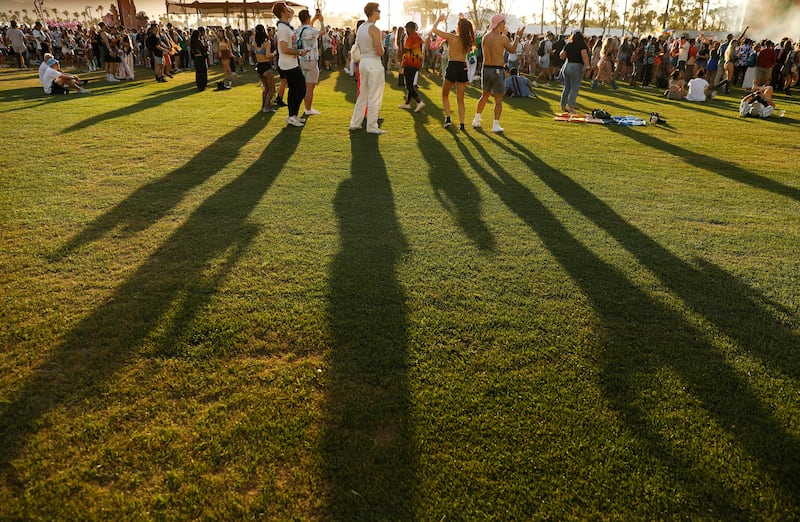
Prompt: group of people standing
<box><xmin>348</xmin><ymin>4</ymin><xmax>537</xmax><ymax>134</ymax></box>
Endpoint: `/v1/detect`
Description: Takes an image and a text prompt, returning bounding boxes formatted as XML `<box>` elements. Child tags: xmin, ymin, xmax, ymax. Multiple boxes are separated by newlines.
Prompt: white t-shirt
<box><xmin>42</xmin><ymin>67</ymin><xmax>62</xmax><ymax>94</ymax></box>
<box><xmin>39</xmin><ymin>61</ymin><xmax>50</xmax><ymax>84</ymax></box>
<box><xmin>276</xmin><ymin>22</ymin><xmax>299</xmax><ymax>70</ymax></box>
<box><xmin>32</xmin><ymin>28</ymin><xmax>48</xmax><ymax>50</ymax></box>
<box><xmin>686</xmin><ymin>77</ymin><xmax>708</xmax><ymax>101</ymax></box>
<box><xmin>678</xmin><ymin>40</ymin><xmax>690</xmax><ymax>61</ymax></box>
<box><xmin>7</xmin><ymin>27</ymin><xmax>27</xmax><ymax>51</ymax></box>
<box><xmin>297</xmin><ymin>24</ymin><xmax>320</xmax><ymax>62</ymax></box>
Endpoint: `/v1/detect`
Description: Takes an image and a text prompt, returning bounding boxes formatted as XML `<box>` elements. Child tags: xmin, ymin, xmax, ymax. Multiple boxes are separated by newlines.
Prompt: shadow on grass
<box><xmin>0</xmin><ymin>123</ymin><xmax>299</xmax><ymax>490</ymax></box>
<box><xmin>604</xmin><ymin>124</ymin><xmax>800</xmax><ymax>202</ymax></box>
<box><xmin>412</xmin><ymin>108</ymin><xmax>496</xmax><ymax>252</ymax></box>
<box><xmin>322</xmin><ymin>133</ymin><xmax>414</xmax><ymax>519</ymax></box>
<box><xmin>456</xmin><ymin>131</ymin><xmax>800</xmax><ymax>514</ymax></box>
<box><xmin>52</xmin><ymin>113</ymin><xmax>271</xmax><ymax>258</ymax></box>
<box><xmin>61</xmin><ymin>82</ymin><xmax>198</xmax><ymax>133</ymax></box>
<box><xmin>333</xmin><ymin>69</ymin><xmax>358</xmax><ymax>104</ymax></box>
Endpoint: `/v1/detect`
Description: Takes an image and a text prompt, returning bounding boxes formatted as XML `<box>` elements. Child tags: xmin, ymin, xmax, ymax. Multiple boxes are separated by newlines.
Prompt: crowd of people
<box><xmin>3</xmin><ymin>3</ymin><xmax>797</xmax><ymax>124</ymax></box>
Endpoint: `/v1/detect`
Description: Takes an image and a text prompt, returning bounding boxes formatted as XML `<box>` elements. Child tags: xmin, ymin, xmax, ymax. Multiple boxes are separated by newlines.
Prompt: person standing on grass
<box><xmin>397</xmin><ymin>21</ymin><xmax>425</xmax><ymax>113</ymax></box>
<box><xmin>349</xmin><ymin>3</ymin><xmax>386</xmax><ymax>135</ymax></box>
<box><xmin>536</xmin><ymin>32</ymin><xmax>554</xmax><ymax>86</ymax></box>
<box><xmin>253</xmin><ymin>24</ymin><xmax>275</xmax><ymax>112</ymax></box>
<box><xmin>7</xmin><ymin>21</ymin><xmax>29</xmax><ymax>69</ymax></box>
<box><xmin>558</xmin><ymin>30</ymin><xmax>590</xmax><ymax>114</ymax></box>
<box><xmin>217</xmin><ymin>29</ymin><xmax>233</xmax><ymax>89</ymax></box>
<box><xmin>190</xmin><ymin>27</ymin><xmax>209</xmax><ymax>91</ymax></box>
<box><xmin>431</xmin><ymin>14</ymin><xmax>475</xmax><ymax>130</ymax></box>
<box><xmin>296</xmin><ymin>8</ymin><xmax>325</xmax><ymax>117</ymax></box>
<box><xmin>146</xmin><ymin>24</ymin><xmax>168</xmax><ymax>83</ymax></box>
<box><xmin>640</xmin><ymin>36</ymin><xmax>655</xmax><ymax>88</ymax></box>
<box><xmin>472</xmin><ymin>14</ymin><xmax>523</xmax><ymax>133</ymax></box>
<box><xmin>274</xmin><ymin>1</ymin><xmax>311</xmax><ymax>127</ymax></box>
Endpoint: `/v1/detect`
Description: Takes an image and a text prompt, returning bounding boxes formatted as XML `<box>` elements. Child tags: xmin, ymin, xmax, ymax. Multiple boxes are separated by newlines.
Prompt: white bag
<box><xmin>351</xmin><ymin>42</ymin><xmax>361</xmax><ymax>64</ymax></box>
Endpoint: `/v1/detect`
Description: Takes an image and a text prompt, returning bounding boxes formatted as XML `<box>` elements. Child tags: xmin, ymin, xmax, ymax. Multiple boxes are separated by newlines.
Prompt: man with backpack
<box><xmin>536</xmin><ymin>32</ymin><xmax>554</xmax><ymax>86</ymax></box>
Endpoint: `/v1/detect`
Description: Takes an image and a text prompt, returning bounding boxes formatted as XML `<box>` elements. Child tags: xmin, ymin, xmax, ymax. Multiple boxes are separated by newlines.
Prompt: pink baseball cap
<box><xmin>489</xmin><ymin>14</ymin><xmax>505</xmax><ymax>31</ymax></box>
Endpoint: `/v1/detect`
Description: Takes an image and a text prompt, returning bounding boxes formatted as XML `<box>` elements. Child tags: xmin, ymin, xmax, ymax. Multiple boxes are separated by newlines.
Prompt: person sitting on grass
<box><xmin>685</xmin><ymin>68</ymin><xmax>714</xmax><ymax>101</ymax></box>
<box><xmin>40</xmin><ymin>58</ymin><xmax>91</xmax><ymax>95</ymax></box>
<box><xmin>504</xmin><ymin>67</ymin><xmax>537</xmax><ymax>98</ymax></box>
<box><xmin>664</xmin><ymin>70</ymin><xmax>687</xmax><ymax>99</ymax></box>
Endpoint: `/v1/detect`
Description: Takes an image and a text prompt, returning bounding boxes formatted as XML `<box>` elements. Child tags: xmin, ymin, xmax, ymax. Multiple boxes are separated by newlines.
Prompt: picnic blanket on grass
<box><xmin>554</xmin><ymin>113</ymin><xmax>647</xmax><ymax>126</ymax></box>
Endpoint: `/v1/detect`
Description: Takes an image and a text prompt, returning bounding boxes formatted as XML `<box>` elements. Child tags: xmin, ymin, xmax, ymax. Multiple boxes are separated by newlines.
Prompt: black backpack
<box><xmin>538</xmin><ymin>40</ymin><xmax>546</xmax><ymax>57</ymax></box>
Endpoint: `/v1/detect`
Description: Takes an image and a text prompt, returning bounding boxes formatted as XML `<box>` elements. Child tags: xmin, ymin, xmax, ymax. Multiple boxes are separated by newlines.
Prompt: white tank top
<box><xmin>357</xmin><ymin>22</ymin><xmax>378</xmax><ymax>59</ymax></box>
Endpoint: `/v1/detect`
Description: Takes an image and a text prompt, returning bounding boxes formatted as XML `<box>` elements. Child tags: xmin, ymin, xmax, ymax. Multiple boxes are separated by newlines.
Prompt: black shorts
<box><xmin>49</xmin><ymin>80</ymin><xmax>68</xmax><ymax>95</ymax></box>
<box><xmin>256</xmin><ymin>61</ymin><xmax>272</xmax><ymax>75</ymax></box>
<box><xmin>277</xmin><ymin>66</ymin><xmax>286</xmax><ymax>79</ymax></box>
<box><xmin>445</xmin><ymin>60</ymin><xmax>468</xmax><ymax>83</ymax></box>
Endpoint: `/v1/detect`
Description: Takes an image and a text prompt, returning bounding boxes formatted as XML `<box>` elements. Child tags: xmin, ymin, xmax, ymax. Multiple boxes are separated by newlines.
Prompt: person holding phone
<box><xmin>296</xmin><ymin>8</ymin><xmax>325</xmax><ymax>116</ymax></box>
<box><xmin>274</xmin><ymin>1</ymin><xmax>311</xmax><ymax>127</ymax></box>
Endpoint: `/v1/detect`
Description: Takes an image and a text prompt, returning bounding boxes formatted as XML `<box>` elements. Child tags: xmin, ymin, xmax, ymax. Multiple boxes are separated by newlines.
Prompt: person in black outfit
<box><xmin>191</xmin><ymin>27</ymin><xmax>209</xmax><ymax>91</ymax></box>
<box><xmin>145</xmin><ymin>24</ymin><xmax>168</xmax><ymax>83</ymax></box>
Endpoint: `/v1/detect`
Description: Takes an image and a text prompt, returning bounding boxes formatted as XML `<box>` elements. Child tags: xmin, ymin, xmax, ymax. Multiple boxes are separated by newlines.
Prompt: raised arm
<box><xmin>431</xmin><ymin>14</ymin><xmax>454</xmax><ymax>41</ymax></box>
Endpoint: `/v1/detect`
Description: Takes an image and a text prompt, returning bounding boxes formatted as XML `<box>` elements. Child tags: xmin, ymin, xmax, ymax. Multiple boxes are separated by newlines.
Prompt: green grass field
<box><xmin>1</xmin><ymin>63</ymin><xmax>799</xmax><ymax>520</ymax></box>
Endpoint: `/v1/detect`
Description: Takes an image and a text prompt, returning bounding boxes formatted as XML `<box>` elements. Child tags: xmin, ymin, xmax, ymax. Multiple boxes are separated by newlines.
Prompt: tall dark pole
<box><xmin>581</xmin><ymin>0</ymin><xmax>589</xmax><ymax>32</ymax></box>
<box><xmin>541</xmin><ymin>0</ymin><xmax>545</xmax><ymax>34</ymax></box>
<box><xmin>621</xmin><ymin>0</ymin><xmax>628</xmax><ymax>36</ymax></box>
<box><xmin>662</xmin><ymin>0</ymin><xmax>670</xmax><ymax>30</ymax></box>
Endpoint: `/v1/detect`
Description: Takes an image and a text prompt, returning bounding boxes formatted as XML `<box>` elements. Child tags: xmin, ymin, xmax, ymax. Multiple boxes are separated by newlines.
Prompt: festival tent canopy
<box><xmin>165</xmin><ymin>0</ymin><xmax>308</xmax><ymax>24</ymax></box>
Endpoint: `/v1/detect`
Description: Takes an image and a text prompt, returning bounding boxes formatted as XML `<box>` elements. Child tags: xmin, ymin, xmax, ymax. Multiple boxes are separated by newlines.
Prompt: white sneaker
<box><xmin>78</xmin><ymin>87</ymin><xmax>92</xmax><ymax>94</ymax></box>
<box><xmin>285</xmin><ymin>116</ymin><xmax>305</xmax><ymax>127</ymax></box>
<box><xmin>304</xmin><ymin>108</ymin><xmax>321</xmax><ymax>115</ymax></box>
<box><xmin>107</xmin><ymin>75</ymin><xmax>120</xmax><ymax>82</ymax></box>
<box><xmin>366</xmin><ymin>128</ymin><xmax>386</xmax><ymax>134</ymax></box>
<box><xmin>532</xmin><ymin>81</ymin><xmax>539</xmax><ymax>87</ymax></box>
<box><xmin>398</xmin><ymin>103</ymin><xmax>411</xmax><ymax>109</ymax></box>
<box><xmin>414</xmin><ymin>101</ymin><xmax>426</xmax><ymax>112</ymax></box>
<box><xmin>492</xmin><ymin>121</ymin><xmax>504</xmax><ymax>133</ymax></box>
<box><xmin>472</xmin><ymin>115</ymin><xmax>482</xmax><ymax>128</ymax></box>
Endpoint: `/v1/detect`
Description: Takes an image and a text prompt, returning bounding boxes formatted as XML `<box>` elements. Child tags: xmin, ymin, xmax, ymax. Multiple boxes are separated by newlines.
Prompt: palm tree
<box><xmin>96</xmin><ymin>5</ymin><xmax>104</xmax><ymax>20</ymax></box>
<box><xmin>73</xmin><ymin>11</ymin><xmax>81</xmax><ymax>22</ymax></box>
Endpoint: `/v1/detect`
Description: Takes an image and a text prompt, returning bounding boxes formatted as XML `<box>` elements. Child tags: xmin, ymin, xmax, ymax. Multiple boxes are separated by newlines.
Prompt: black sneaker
<box><xmin>444</xmin><ymin>116</ymin><xmax>452</xmax><ymax>128</ymax></box>
<box><xmin>274</xmin><ymin>99</ymin><xmax>287</xmax><ymax>107</ymax></box>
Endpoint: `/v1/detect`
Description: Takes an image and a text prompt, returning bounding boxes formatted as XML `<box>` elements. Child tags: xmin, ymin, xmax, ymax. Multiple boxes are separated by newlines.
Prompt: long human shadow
<box><xmin>412</xmin><ymin>104</ymin><xmax>496</xmax><ymax>252</ymax></box>
<box><xmin>322</xmin><ymin>134</ymin><xmax>414</xmax><ymax>519</ymax></box>
<box><xmin>61</xmin><ymin>82</ymin><xmax>198</xmax><ymax>133</ymax></box>
<box><xmin>53</xmin><ymin>113</ymin><xmax>271</xmax><ymax>259</ymax></box>
<box><xmin>456</xmin><ymin>131</ymin><xmax>800</xmax><ymax>512</ymax></box>
<box><xmin>604</xmin><ymin>124</ymin><xmax>800</xmax><ymax>202</ymax></box>
<box><xmin>0</xmin><ymin>128</ymin><xmax>299</xmax><ymax>490</ymax></box>
<box><xmin>333</xmin><ymin>69</ymin><xmax>358</xmax><ymax>103</ymax></box>
<box><xmin>497</xmin><ymin>133</ymin><xmax>800</xmax><ymax>379</ymax></box>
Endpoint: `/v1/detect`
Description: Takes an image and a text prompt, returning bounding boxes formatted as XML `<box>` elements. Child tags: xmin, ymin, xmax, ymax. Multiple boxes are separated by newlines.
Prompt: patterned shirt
<box><xmin>402</xmin><ymin>32</ymin><xmax>424</xmax><ymax>69</ymax></box>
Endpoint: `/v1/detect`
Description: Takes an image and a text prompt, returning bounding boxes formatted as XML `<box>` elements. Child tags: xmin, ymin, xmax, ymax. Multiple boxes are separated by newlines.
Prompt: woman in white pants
<box><xmin>349</xmin><ymin>2</ymin><xmax>386</xmax><ymax>135</ymax></box>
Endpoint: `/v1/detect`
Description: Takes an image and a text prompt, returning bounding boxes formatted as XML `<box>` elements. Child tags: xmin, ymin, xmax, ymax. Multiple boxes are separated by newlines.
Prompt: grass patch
<box><xmin>1</xmin><ymin>64</ymin><xmax>799</xmax><ymax>519</ymax></box>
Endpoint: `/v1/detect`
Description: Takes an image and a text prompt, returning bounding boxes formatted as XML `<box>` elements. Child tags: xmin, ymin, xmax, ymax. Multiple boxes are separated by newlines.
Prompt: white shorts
<box><xmin>300</xmin><ymin>59</ymin><xmax>319</xmax><ymax>83</ymax></box>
